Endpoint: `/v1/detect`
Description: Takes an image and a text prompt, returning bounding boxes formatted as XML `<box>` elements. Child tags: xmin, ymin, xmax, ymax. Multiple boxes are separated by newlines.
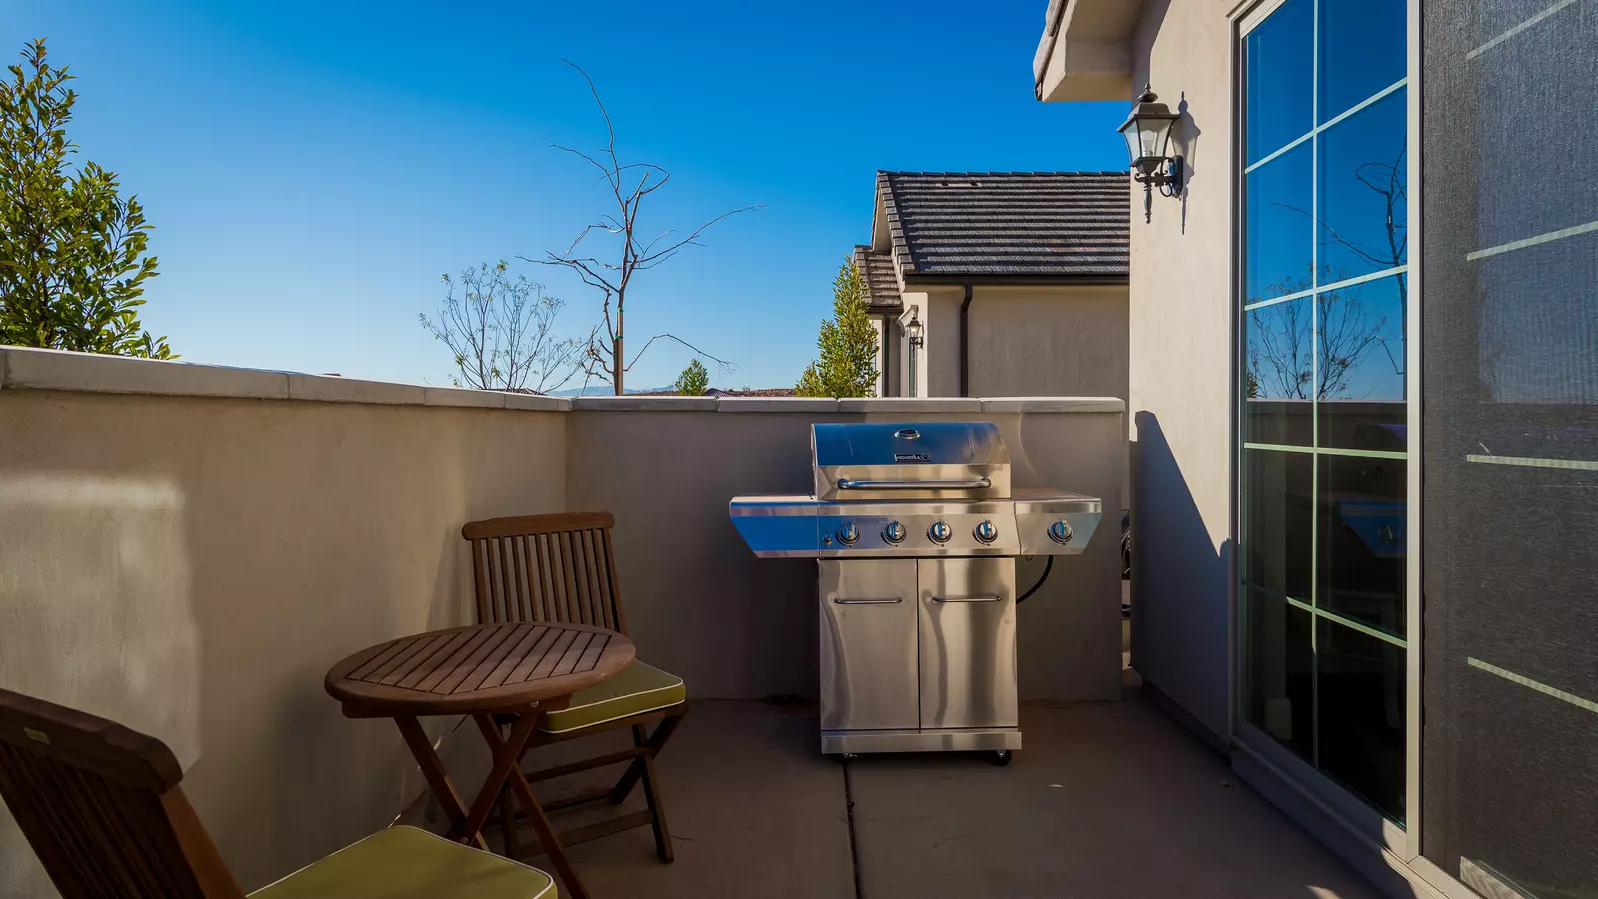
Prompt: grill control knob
<box><xmin>882</xmin><ymin>521</ymin><xmax>906</xmax><ymax>544</ymax></box>
<box><xmin>973</xmin><ymin>519</ymin><xmax>998</xmax><ymax>544</ymax></box>
<box><xmin>837</xmin><ymin>522</ymin><xmax>860</xmax><ymax>545</ymax></box>
<box><xmin>1048</xmin><ymin>519</ymin><xmax>1074</xmax><ymax>544</ymax></box>
<box><xmin>928</xmin><ymin>520</ymin><xmax>953</xmax><ymax>544</ymax></box>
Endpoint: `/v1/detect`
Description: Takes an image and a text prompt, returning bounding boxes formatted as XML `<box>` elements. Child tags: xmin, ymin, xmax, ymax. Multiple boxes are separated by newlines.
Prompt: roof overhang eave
<box><xmin>870</xmin><ymin>180</ymin><xmax>893</xmax><ymax>254</ymax></box>
<box><xmin>1034</xmin><ymin>0</ymin><xmax>1145</xmax><ymax>103</ymax></box>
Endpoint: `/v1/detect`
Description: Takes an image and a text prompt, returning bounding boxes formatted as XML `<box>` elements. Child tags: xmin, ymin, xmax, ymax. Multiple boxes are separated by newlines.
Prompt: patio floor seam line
<box><xmin>843</xmin><ymin>759</ymin><xmax>865</xmax><ymax>899</ymax></box>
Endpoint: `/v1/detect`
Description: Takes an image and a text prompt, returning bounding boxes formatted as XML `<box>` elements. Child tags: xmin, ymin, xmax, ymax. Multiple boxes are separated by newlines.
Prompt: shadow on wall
<box><xmin>182</xmin><ymin>464</ymin><xmax>455</xmax><ymax>893</ymax></box>
<box><xmin>0</xmin><ymin>395</ymin><xmax>568</xmax><ymax>895</ymax></box>
<box><xmin>177</xmin><ymin>409</ymin><xmax>552</xmax><ymax>890</ymax></box>
<box><xmin>1176</xmin><ymin>94</ymin><xmax>1202</xmax><ymax>235</ymax></box>
<box><xmin>0</xmin><ymin>474</ymin><xmax>203</xmax><ymax>896</ymax></box>
<box><xmin>1130</xmin><ymin>412</ymin><xmax>1231</xmax><ymax>747</ymax></box>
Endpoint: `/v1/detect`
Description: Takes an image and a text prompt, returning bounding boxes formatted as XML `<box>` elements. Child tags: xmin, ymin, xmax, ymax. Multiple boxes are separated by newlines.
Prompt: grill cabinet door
<box><xmin>818</xmin><ymin>560</ymin><xmax>919</xmax><ymax>731</ymax></box>
<box><xmin>918</xmin><ymin>558</ymin><xmax>1017</xmax><ymax>729</ymax></box>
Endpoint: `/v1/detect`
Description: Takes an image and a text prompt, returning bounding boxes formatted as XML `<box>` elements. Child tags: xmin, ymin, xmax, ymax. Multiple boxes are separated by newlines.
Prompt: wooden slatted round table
<box><xmin>326</xmin><ymin>621</ymin><xmax>634</xmax><ymax>899</ymax></box>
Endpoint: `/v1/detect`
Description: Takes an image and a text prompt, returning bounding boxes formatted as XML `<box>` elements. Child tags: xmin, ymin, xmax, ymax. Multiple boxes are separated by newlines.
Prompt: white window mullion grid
<box><xmin>1308</xmin><ymin>0</ymin><xmax>1321</xmax><ymax>772</ymax></box>
<box><xmin>1244</xmin><ymin>76</ymin><xmax>1408</xmax><ymax>176</ymax></box>
<box><xmin>1403</xmin><ymin>0</ymin><xmax>1422</xmax><ymax>858</ymax></box>
<box><xmin>1244</xmin><ymin>264</ymin><xmax>1408</xmax><ymax>312</ymax></box>
<box><xmin>1236</xmin><ymin>0</ymin><xmax>1419</xmax><ymax>827</ymax></box>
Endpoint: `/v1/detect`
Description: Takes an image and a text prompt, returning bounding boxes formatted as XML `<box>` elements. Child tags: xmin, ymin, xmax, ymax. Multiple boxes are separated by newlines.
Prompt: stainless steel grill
<box><xmin>729</xmin><ymin>422</ymin><xmax>1102</xmax><ymax>759</ymax></box>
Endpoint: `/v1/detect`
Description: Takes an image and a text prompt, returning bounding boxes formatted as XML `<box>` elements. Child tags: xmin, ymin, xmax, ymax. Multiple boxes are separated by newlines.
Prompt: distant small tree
<box><xmin>795</xmin><ymin>257</ymin><xmax>878</xmax><ymax>397</ymax></box>
<box><xmin>419</xmin><ymin>261</ymin><xmax>583</xmax><ymax>393</ymax></box>
<box><xmin>674</xmin><ymin>357</ymin><xmax>709</xmax><ymax>395</ymax></box>
<box><xmin>0</xmin><ymin>38</ymin><xmax>172</xmax><ymax>358</ymax></box>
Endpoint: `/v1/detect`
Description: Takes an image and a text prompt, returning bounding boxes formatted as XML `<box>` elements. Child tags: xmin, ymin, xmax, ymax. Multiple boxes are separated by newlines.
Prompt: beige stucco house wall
<box><xmin>1036</xmin><ymin>0</ymin><xmax>1236</xmax><ymax>749</ymax></box>
<box><xmin>965</xmin><ymin>285</ymin><xmax>1129</xmax><ymax>399</ymax></box>
<box><xmin>1126</xmin><ymin>0</ymin><xmax>1235</xmax><ymax>747</ymax></box>
<box><xmin>891</xmin><ymin>283</ymin><xmax>1128</xmax><ymax>403</ymax></box>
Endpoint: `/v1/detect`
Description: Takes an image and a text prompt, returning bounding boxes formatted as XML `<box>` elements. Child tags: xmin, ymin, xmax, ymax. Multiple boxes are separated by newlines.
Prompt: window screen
<box><xmin>1422</xmin><ymin>1</ymin><xmax>1598</xmax><ymax>896</ymax></box>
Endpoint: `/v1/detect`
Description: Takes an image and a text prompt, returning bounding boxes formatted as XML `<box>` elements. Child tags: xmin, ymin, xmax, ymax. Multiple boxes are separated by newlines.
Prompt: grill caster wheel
<box><xmin>986</xmin><ymin>750</ymin><xmax>1012</xmax><ymax>766</ymax></box>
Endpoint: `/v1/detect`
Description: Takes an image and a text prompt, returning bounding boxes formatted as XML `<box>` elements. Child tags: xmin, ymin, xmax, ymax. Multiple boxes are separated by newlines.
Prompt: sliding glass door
<box><xmin>1237</xmin><ymin>0</ymin><xmax>1410</xmax><ymax>825</ymax></box>
<box><xmin>1422</xmin><ymin>1</ymin><xmax>1598</xmax><ymax>896</ymax></box>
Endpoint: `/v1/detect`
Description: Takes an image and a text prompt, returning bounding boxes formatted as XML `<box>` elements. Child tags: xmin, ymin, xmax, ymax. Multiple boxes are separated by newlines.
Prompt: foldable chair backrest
<box><xmin>461</xmin><ymin>511</ymin><xmax>629</xmax><ymax>635</ymax></box>
<box><xmin>0</xmin><ymin>688</ymin><xmax>244</xmax><ymax>899</ymax></box>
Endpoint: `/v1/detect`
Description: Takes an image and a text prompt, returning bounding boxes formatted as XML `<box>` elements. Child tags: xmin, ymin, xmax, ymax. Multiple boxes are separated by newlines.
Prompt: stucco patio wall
<box><xmin>0</xmin><ymin>347</ymin><xmax>1122</xmax><ymax>894</ymax></box>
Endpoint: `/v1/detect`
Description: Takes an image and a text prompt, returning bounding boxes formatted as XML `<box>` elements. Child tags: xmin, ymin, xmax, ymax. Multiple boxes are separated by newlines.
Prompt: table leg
<box><xmin>472</xmin><ymin>708</ymin><xmax>591</xmax><ymax>899</ymax></box>
<box><xmin>393</xmin><ymin>716</ymin><xmax>487</xmax><ymax>852</ymax></box>
<box><xmin>499</xmin><ymin>788</ymin><xmax>521</xmax><ymax>859</ymax></box>
<box><xmin>457</xmin><ymin>711</ymin><xmax>540</xmax><ymax>844</ymax></box>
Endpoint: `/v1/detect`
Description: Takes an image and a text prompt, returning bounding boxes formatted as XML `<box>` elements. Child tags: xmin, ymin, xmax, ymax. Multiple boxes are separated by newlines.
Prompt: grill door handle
<box><xmin>931</xmin><ymin>595</ymin><xmax>1004</xmax><ymax>603</ymax></box>
<box><xmin>833</xmin><ymin>597</ymin><xmax>904</xmax><ymax>605</ymax></box>
<box><xmin>836</xmin><ymin>478</ymin><xmax>992</xmax><ymax>490</ymax></box>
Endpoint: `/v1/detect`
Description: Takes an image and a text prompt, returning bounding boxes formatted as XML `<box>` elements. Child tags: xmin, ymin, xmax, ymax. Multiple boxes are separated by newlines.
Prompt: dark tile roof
<box><xmin>853</xmin><ymin>244</ymin><xmax>902</xmax><ymax>310</ymax></box>
<box><xmin>877</xmin><ymin>171</ymin><xmax>1130</xmax><ymax>280</ymax></box>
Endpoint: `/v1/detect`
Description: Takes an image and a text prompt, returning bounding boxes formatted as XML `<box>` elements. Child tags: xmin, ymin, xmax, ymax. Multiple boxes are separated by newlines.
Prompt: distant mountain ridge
<box><xmin>549</xmin><ymin>384</ymin><xmax>673</xmax><ymax>397</ymax></box>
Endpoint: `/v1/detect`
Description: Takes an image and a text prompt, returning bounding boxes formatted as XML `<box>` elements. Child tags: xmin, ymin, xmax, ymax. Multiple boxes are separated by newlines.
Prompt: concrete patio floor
<box><xmin>514</xmin><ymin>682</ymin><xmax>1383</xmax><ymax>899</ymax></box>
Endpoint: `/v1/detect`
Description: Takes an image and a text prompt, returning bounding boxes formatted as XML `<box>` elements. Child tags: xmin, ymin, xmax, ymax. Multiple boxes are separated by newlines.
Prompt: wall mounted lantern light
<box><xmin>900</xmin><ymin>308</ymin><xmax>924</xmax><ymax>397</ymax></box>
<box><xmin>1117</xmin><ymin>83</ymin><xmax>1184</xmax><ymax>222</ymax></box>
<box><xmin>903</xmin><ymin>315</ymin><xmax>924</xmax><ymax>348</ymax></box>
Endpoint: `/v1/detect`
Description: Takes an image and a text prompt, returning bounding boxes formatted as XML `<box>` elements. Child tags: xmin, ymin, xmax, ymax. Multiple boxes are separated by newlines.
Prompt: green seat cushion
<box><xmin>541</xmin><ymin>661</ymin><xmax>685</xmax><ymax>734</ymax></box>
<box><xmin>249</xmin><ymin>825</ymin><xmax>555</xmax><ymax>899</ymax></box>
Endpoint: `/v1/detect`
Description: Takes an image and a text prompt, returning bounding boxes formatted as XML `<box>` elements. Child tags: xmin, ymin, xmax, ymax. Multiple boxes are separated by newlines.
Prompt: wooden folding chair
<box><xmin>462</xmin><ymin>511</ymin><xmax>687</xmax><ymax>865</ymax></box>
<box><xmin>0</xmin><ymin>687</ymin><xmax>556</xmax><ymax>899</ymax></box>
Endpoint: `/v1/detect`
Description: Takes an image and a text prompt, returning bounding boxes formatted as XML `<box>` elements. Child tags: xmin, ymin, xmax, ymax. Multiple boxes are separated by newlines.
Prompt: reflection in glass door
<box><xmin>1237</xmin><ymin>0</ymin><xmax>1409</xmax><ymax>823</ymax></box>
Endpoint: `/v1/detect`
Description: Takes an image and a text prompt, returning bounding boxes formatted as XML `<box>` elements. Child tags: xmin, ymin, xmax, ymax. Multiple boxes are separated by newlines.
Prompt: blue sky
<box><xmin>8</xmin><ymin>0</ymin><xmax>1126</xmax><ymax>389</ymax></box>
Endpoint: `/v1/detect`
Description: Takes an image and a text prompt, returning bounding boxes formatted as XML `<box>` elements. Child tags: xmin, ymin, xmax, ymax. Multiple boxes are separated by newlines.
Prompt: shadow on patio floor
<box><xmin>520</xmin><ymin>690</ymin><xmax>1382</xmax><ymax>899</ymax></box>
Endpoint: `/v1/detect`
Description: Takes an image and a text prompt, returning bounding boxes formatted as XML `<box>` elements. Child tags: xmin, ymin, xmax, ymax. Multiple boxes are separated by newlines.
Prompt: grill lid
<box><xmin>811</xmin><ymin>422</ymin><xmax>1010</xmax><ymax>501</ymax></box>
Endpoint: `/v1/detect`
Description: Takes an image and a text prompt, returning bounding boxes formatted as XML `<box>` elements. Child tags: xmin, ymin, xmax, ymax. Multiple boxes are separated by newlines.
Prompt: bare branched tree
<box><xmin>529</xmin><ymin>60</ymin><xmax>762</xmax><ymax>395</ymax></box>
<box><xmin>1248</xmin><ymin>142</ymin><xmax>1408</xmax><ymax>401</ymax></box>
<box><xmin>419</xmin><ymin>260</ymin><xmax>586</xmax><ymax>394</ymax></box>
<box><xmin>1247</xmin><ymin>268</ymin><xmax>1387</xmax><ymax>400</ymax></box>
<box><xmin>1271</xmin><ymin>144</ymin><xmax>1408</xmax><ymax>377</ymax></box>
<box><xmin>1248</xmin><ymin>283</ymin><xmax>1313</xmax><ymax>399</ymax></box>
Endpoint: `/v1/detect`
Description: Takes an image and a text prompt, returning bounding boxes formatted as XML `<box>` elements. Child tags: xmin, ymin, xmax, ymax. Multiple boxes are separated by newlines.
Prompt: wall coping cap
<box><xmin>0</xmin><ymin>347</ymin><xmax>1121</xmax><ymax>416</ymax></box>
<box><xmin>4</xmin><ymin>345</ymin><xmax>294</xmax><ymax>399</ymax></box>
<box><xmin>714</xmin><ymin>397</ymin><xmax>840</xmax><ymax>413</ymax></box>
<box><xmin>0</xmin><ymin>346</ymin><xmax>576</xmax><ymax>410</ymax></box>
<box><xmin>288</xmin><ymin>374</ymin><xmax>424</xmax><ymax>405</ymax></box>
